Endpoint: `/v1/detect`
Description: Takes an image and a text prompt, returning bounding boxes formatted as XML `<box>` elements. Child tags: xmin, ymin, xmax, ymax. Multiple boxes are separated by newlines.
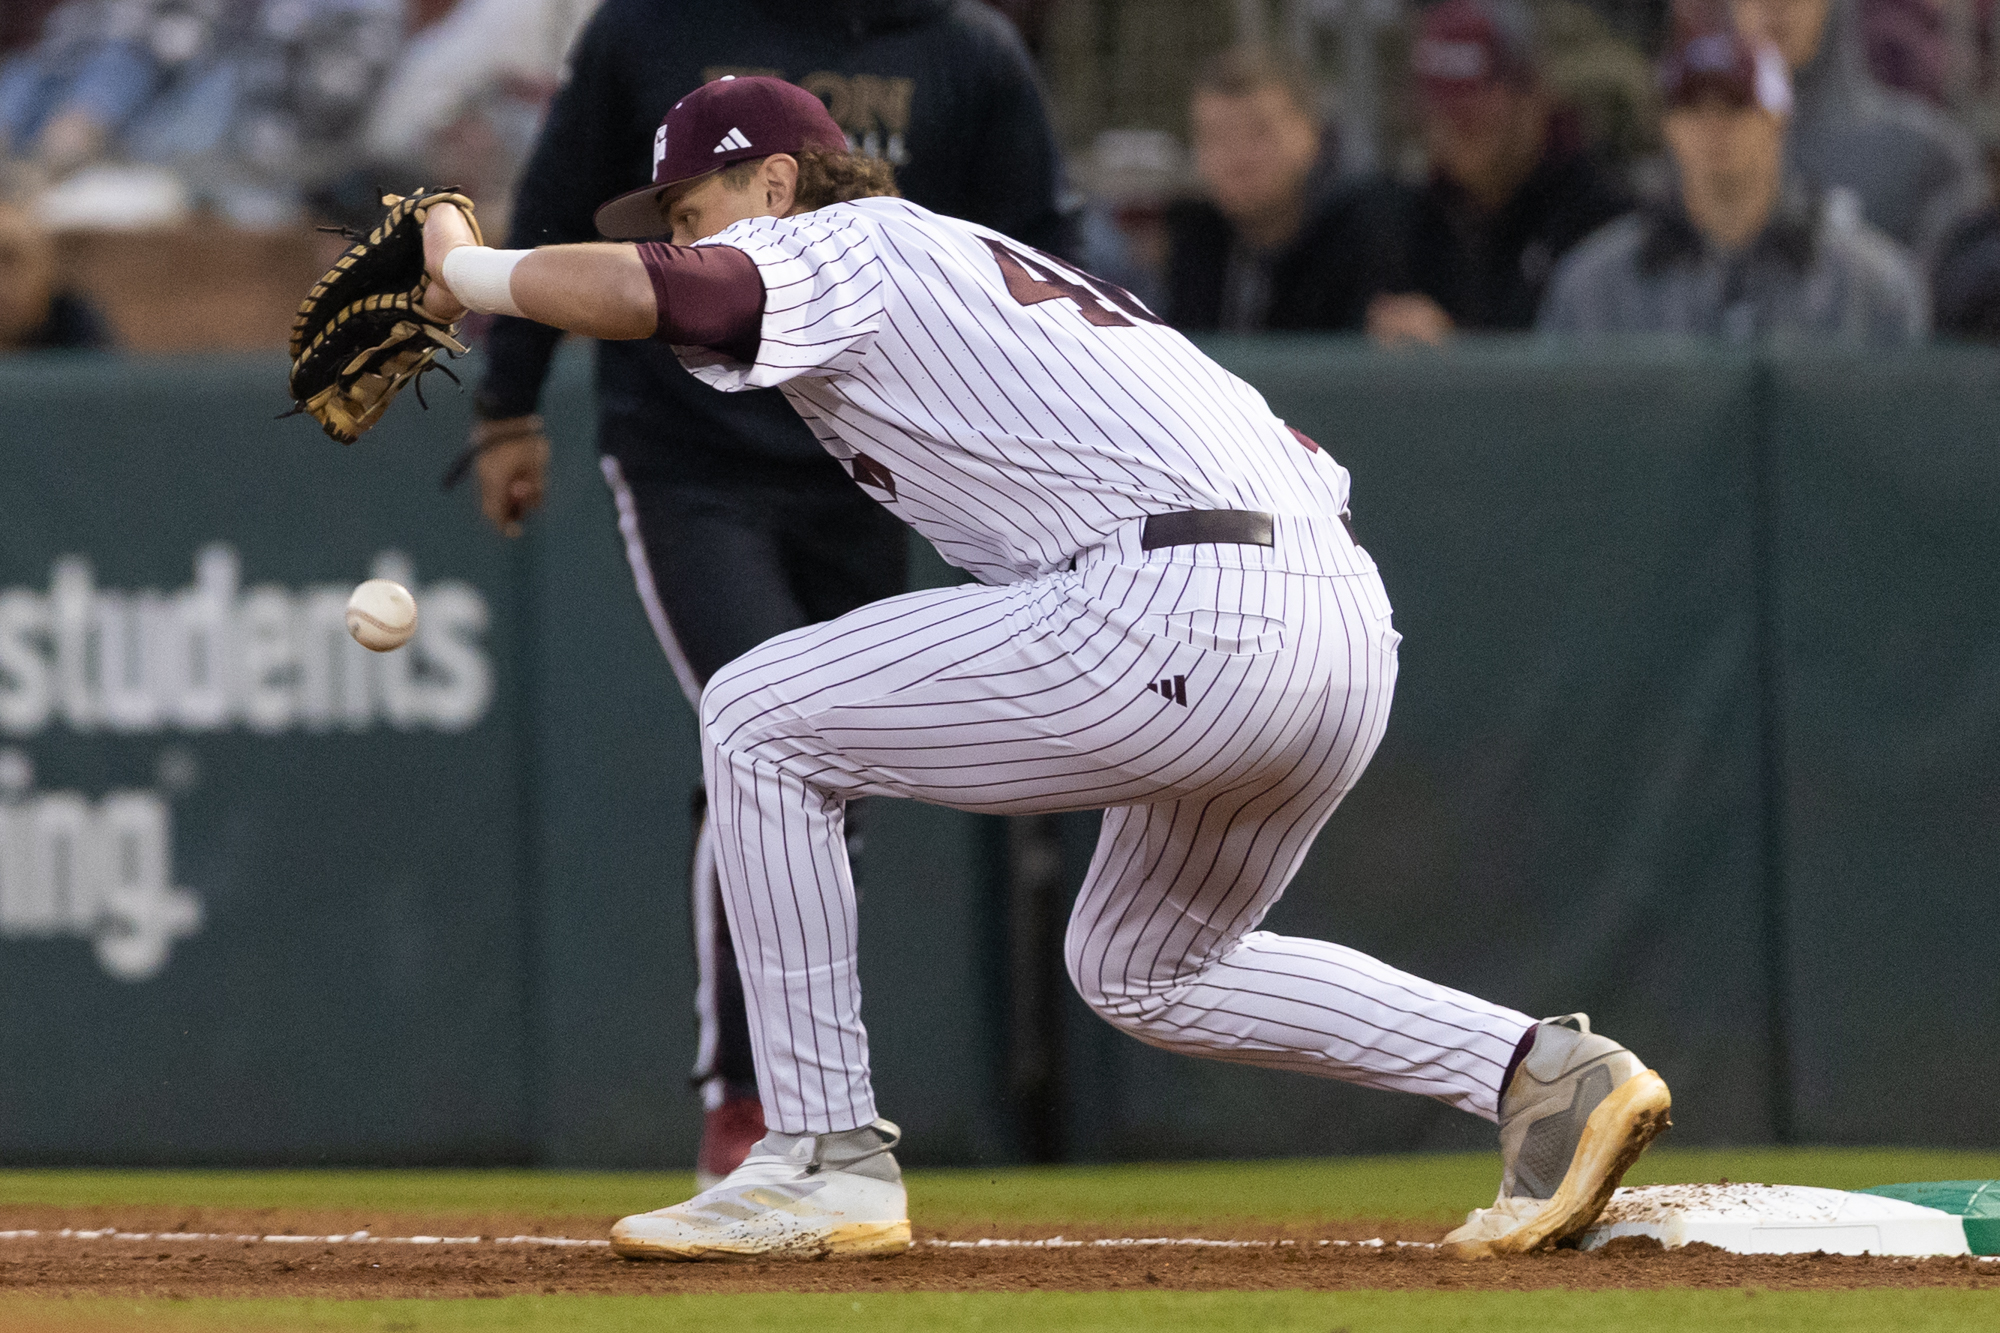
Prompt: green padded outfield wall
<box><xmin>0</xmin><ymin>355</ymin><xmax>530</xmax><ymax>1163</ymax></box>
<box><xmin>1057</xmin><ymin>340</ymin><xmax>1776</xmax><ymax>1158</ymax></box>
<box><xmin>1770</xmin><ymin>351</ymin><xmax>2000</xmax><ymax>1148</ymax></box>
<box><xmin>0</xmin><ymin>349</ymin><xmax>1009</xmax><ymax>1167</ymax></box>
<box><xmin>1</xmin><ymin>339</ymin><xmax>1995</xmax><ymax>1164</ymax></box>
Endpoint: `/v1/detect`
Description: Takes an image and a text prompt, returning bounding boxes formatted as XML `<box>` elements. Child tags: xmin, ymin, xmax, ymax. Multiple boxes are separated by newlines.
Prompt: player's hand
<box><xmin>1366</xmin><ymin>293</ymin><xmax>1454</xmax><ymax>348</ymax></box>
<box><xmin>471</xmin><ymin>418</ymin><xmax>551</xmax><ymax>537</ymax></box>
<box><xmin>421</xmin><ymin>202</ymin><xmax>481</xmax><ymax>322</ymax></box>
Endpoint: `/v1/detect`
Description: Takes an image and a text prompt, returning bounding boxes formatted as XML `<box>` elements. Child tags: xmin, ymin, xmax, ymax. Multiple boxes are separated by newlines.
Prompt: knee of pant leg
<box><xmin>697</xmin><ymin>655</ymin><xmax>747</xmax><ymax>739</ymax></box>
<box><xmin>1061</xmin><ymin>915</ymin><xmax>1101</xmax><ymax>1009</ymax></box>
<box><xmin>698</xmin><ymin>643</ymin><xmax>822</xmax><ymax>748</ymax></box>
<box><xmin>1072</xmin><ymin>976</ymin><xmax>1181</xmax><ymax>1041</ymax></box>
<box><xmin>699</xmin><ymin>653</ymin><xmax>779</xmax><ymax>768</ymax></box>
<box><xmin>1063</xmin><ymin>921</ymin><xmax>1176</xmax><ymax>1035</ymax></box>
<box><xmin>697</xmin><ymin>693</ymin><xmax>731</xmax><ymax>779</ymax></box>
<box><xmin>698</xmin><ymin>654</ymin><xmax>840</xmax><ymax>799</ymax></box>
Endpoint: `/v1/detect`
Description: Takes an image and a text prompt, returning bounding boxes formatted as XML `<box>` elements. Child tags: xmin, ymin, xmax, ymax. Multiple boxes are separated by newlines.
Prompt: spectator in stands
<box><xmin>1</xmin><ymin>1</ymin><xmax>404</xmax><ymax>227</ymax></box>
<box><xmin>134</xmin><ymin>0</ymin><xmax>405</xmax><ymax>225</ymax></box>
<box><xmin>1730</xmin><ymin>0</ymin><xmax>1984</xmax><ymax>259</ymax></box>
<box><xmin>1363</xmin><ymin>0</ymin><xmax>1634</xmax><ymax>345</ymax></box>
<box><xmin>0</xmin><ymin>201</ymin><xmax>109</xmax><ymax>349</ymax></box>
<box><xmin>0</xmin><ymin>0</ymin><xmax>148</xmax><ymax>168</ymax></box>
<box><xmin>1538</xmin><ymin>25</ymin><xmax>1926</xmax><ymax>343</ymax></box>
<box><xmin>1162</xmin><ymin>47</ymin><xmax>1398</xmax><ymax>332</ymax></box>
<box><xmin>361</xmin><ymin>0</ymin><xmax>601</xmax><ymax>224</ymax></box>
<box><xmin>1075</xmin><ymin>128</ymin><xmax>1182</xmax><ymax>315</ymax></box>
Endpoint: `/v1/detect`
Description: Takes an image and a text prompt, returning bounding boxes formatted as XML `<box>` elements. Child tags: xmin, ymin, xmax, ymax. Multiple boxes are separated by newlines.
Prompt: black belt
<box><xmin>1139</xmin><ymin>509</ymin><xmax>1275</xmax><ymax>550</ymax></box>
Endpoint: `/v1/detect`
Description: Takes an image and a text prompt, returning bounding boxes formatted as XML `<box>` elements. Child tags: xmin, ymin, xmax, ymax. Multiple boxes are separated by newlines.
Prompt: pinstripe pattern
<box><xmin>676</xmin><ymin>201</ymin><xmax>1533</xmax><ymax>1137</ymax></box>
<box><xmin>701</xmin><ymin>540</ymin><xmax>1530</xmax><ymax>1133</ymax></box>
<box><xmin>686</xmin><ymin>199</ymin><xmax>1371</xmax><ymax>587</ymax></box>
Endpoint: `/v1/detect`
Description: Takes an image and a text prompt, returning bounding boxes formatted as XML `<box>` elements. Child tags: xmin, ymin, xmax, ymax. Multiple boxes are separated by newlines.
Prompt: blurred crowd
<box><xmin>0</xmin><ymin>0</ymin><xmax>590</xmax><ymax>227</ymax></box>
<box><xmin>1121</xmin><ymin>0</ymin><xmax>2000</xmax><ymax>345</ymax></box>
<box><xmin>5</xmin><ymin>0</ymin><xmax>2000</xmax><ymax>351</ymax></box>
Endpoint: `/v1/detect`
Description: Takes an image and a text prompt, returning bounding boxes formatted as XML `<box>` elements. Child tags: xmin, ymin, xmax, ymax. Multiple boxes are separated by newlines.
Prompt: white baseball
<box><xmin>346</xmin><ymin>578</ymin><xmax>418</xmax><ymax>652</ymax></box>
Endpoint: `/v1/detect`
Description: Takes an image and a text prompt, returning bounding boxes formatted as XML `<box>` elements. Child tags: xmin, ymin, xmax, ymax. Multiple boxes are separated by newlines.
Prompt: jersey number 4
<box><xmin>984</xmin><ymin>238</ymin><xmax>1163</xmax><ymax>328</ymax></box>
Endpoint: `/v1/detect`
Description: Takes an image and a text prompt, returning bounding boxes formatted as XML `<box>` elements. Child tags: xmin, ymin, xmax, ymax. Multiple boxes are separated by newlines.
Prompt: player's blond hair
<box><xmin>718</xmin><ymin>150</ymin><xmax>901</xmax><ymax>213</ymax></box>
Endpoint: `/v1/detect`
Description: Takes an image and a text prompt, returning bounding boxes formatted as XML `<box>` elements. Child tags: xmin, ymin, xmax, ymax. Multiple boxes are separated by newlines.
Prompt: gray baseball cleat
<box><xmin>612</xmin><ymin>1118</ymin><xmax>911</xmax><ymax>1261</ymax></box>
<box><xmin>1442</xmin><ymin>1014</ymin><xmax>1672</xmax><ymax>1258</ymax></box>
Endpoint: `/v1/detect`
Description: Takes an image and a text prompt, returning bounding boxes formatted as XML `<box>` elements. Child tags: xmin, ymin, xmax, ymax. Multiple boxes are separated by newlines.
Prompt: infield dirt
<box><xmin>1</xmin><ymin>1207</ymin><xmax>1996</xmax><ymax>1297</ymax></box>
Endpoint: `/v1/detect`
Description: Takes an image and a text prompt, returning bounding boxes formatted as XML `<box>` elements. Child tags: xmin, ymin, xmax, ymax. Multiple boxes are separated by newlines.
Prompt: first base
<box><xmin>1577</xmin><ymin>1183</ymin><xmax>1971</xmax><ymax>1257</ymax></box>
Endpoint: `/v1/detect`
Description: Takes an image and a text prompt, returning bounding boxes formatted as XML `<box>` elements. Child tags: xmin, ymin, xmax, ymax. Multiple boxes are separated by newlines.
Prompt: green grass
<box><xmin>918</xmin><ymin>1146</ymin><xmax>2000</xmax><ymax>1227</ymax></box>
<box><xmin>2</xmin><ymin>1291</ymin><xmax>1998</xmax><ymax>1333</ymax></box>
<box><xmin>5</xmin><ymin>1153</ymin><xmax>2000</xmax><ymax>1331</ymax></box>
<box><xmin>0</xmin><ymin>1170</ymin><xmax>678</xmax><ymax>1222</ymax></box>
<box><xmin>4</xmin><ymin>1147</ymin><xmax>1998</xmax><ymax>1228</ymax></box>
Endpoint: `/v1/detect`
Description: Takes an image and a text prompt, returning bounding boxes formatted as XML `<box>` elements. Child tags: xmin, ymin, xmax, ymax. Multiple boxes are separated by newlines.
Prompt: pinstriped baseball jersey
<box><xmin>681</xmin><ymin>198</ymin><xmax>1370</xmax><ymax>586</ymax></box>
<box><xmin>661</xmin><ymin>195</ymin><xmax>1537</xmax><ymax>1142</ymax></box>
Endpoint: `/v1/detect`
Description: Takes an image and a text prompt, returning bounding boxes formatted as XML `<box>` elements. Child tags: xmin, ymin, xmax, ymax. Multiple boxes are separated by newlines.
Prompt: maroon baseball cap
<box><xmin>1412</xmin><ymin>0</ymin><xmax>1537</xmax><ymax>109</ymax></box>
<box><xmin>1659</xmin><ymin>28</ymin><xmax>1792</xmax><ymax>114</ymax></box>
<box><xmin>594</xmin><ymin>75</ymin><xmax>850</xmax><ymax>240</ymax></box>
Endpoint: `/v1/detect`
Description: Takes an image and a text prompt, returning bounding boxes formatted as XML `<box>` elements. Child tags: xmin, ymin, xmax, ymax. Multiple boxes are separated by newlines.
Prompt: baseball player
<box><xmin>420</xmin><ymin>76</ymin><xmax>1673</xmax><ymax>1262</ymax></box>
<box><xmin>469</xmin><ymin>0</ymin><xmax>1071</xmax><ymax>1184</ymax></box>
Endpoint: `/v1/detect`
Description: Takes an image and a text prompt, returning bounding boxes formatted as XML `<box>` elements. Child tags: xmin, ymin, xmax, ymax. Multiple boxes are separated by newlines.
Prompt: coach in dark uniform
<box><xmin>466</xmin><ymin>0</ymin><xmax>1069</xmax><ymax>1184</ymax></box>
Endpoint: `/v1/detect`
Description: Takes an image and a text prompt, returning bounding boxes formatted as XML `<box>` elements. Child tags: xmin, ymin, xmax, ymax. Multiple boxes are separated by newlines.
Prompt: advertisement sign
<box><xmin>0</xmin><ymin>357</ymin><xmax>527</xmax><ymax>1164</ymax></box>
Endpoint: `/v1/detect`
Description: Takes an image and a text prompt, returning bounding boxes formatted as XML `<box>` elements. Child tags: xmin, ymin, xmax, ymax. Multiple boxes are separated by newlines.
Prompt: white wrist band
<box><xmin>441</xmin><ymin>246</ymin><xmax>529</xmax><ymax>317</ymax></box>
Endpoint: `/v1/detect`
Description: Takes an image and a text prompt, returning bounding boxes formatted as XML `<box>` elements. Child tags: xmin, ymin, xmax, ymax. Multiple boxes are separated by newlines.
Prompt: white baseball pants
<box><xmin>700</xmin><ymin>523</ymin><xmax>1535</xmax><ymax>1135</ymax></box>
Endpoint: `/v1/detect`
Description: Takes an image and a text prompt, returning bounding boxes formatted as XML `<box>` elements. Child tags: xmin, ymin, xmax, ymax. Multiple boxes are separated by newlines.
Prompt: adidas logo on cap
<box><xmin>713</xmin><ymin>127</ymin><xmax>753</xmax><ymax>154</ymax></box>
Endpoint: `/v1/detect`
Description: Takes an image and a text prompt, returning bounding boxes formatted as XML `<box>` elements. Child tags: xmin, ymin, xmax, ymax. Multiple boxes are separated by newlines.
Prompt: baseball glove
<box><xmin>286</xmin><ymin>189</ymin><xmax>480</xmax><ymax>444</ymax></box>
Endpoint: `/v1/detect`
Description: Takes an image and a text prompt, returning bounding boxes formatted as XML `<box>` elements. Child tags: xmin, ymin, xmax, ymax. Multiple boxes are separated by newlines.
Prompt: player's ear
<box><xmin>763</xmin><ymin>153</ymin><xmax>800</xmax><ymax>217</ymax></box>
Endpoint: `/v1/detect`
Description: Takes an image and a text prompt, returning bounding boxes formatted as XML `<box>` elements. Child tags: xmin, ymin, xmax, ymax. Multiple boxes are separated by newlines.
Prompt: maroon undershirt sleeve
<box><xmin>634</xmin><ymin>242</ymin><xmax>765</xmax><ymax>364</ymax></box>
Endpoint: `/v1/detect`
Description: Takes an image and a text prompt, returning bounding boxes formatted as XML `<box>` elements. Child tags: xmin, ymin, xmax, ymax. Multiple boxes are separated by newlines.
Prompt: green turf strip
<box><xmin>3</xmin><ymin>1291</ymin><xmax>1999</xmax><ymax>1333</ymax></box>
<box><xmin>5</xmin><ymin>1148</ymin><xmax>2000</xmax><ymax>1228</ymax></box>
